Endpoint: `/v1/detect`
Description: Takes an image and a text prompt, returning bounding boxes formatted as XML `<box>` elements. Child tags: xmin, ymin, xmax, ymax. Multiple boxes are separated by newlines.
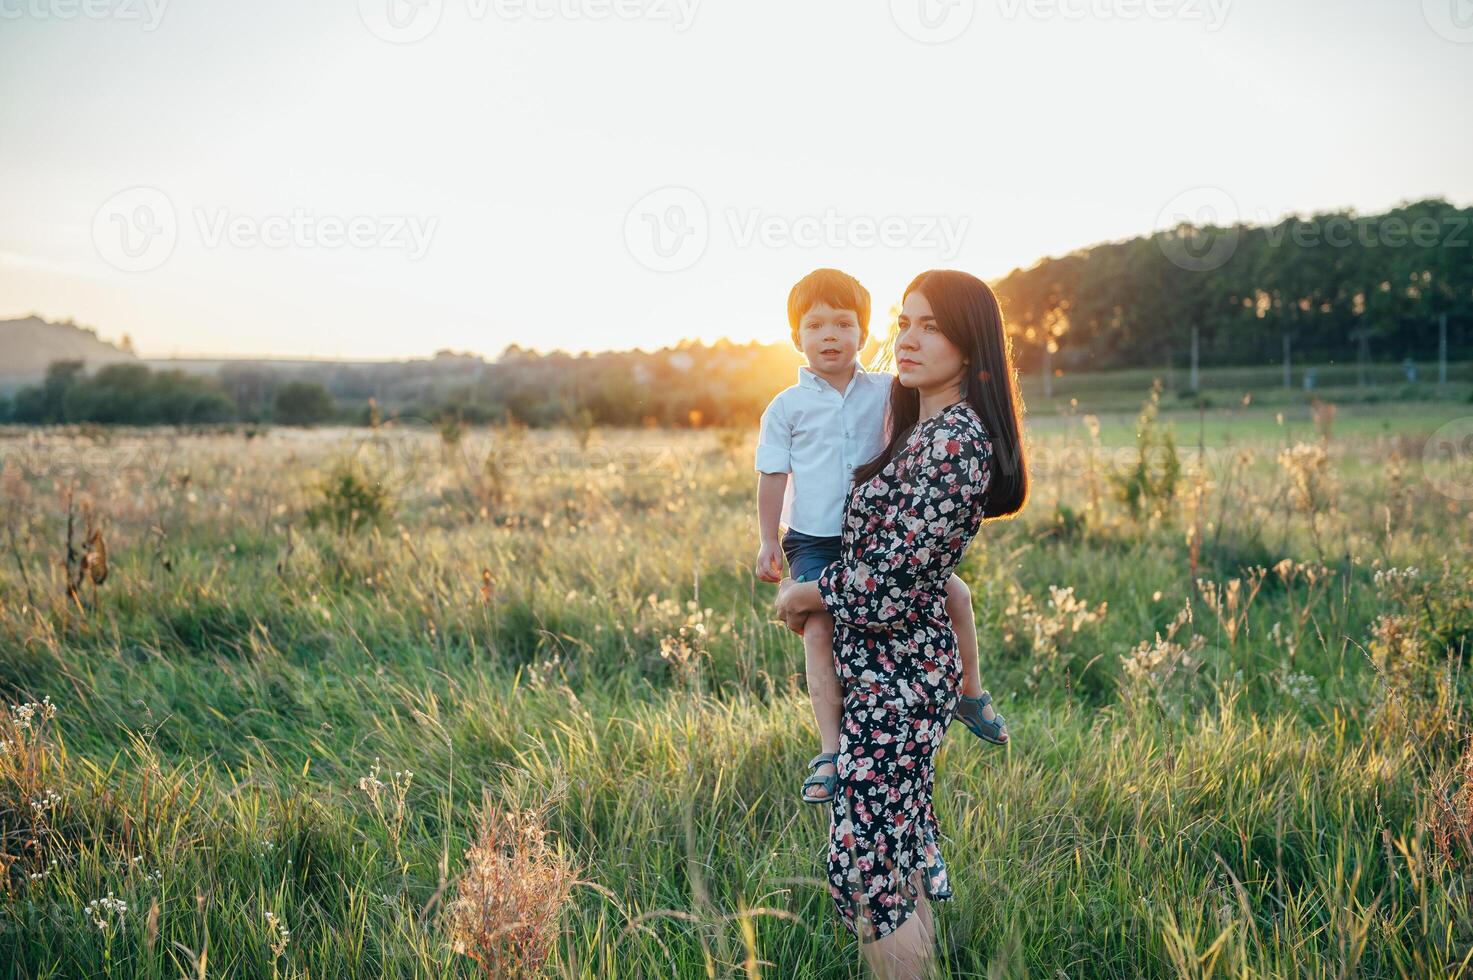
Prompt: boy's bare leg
<box><xmin>803</xmin><ymin>609</ymin><xmax>841</xmax><ymax>797</ymax></box>
<box><xmin>944</xmin><ymin>576</ymin><xmax>1002</xmax><ymax>729</ymax></box>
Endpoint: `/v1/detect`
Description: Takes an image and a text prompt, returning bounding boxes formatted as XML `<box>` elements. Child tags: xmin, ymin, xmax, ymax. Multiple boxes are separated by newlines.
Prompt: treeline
<box><xmin>0</xmin><ymin>361</ymin><xmax>339</xmax><ymax>426</ymax></box>
<box><xmin>396</xmin><ymin>338</ymin><xmax>824</xmax><ymax>428</ymax></box>
<box><xmin>0</xmin><ymin>343</ymin><xmax>819</xmax><ymax>429</ymax></box>
<box><xmin>994</xmin><ymin>197</ymin><xmax>1472</xmax><ymax>372</ymax></box>
<box><xmin>4</xmin><ymin>197</ymin><xmax>1467</xmax><ymax>427</ymax></box>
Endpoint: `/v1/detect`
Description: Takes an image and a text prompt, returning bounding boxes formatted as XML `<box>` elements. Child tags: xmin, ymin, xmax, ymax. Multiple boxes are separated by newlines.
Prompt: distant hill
<box><xmin>0</xmin><ymin>315</ymin><xmax>137</xmax><ymax>386</ymax></box>
<box><xmin>6</xmin><ymin>195</ymin><xmax>1468</xmax><ymax>408</ymax></box>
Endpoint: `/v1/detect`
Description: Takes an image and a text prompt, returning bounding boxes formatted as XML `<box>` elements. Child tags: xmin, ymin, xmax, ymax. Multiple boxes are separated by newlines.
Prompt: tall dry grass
<box><xmin>0</xmin><ymin>394</ymin><xmax>1470</xmax><ymax>976</ymax></box>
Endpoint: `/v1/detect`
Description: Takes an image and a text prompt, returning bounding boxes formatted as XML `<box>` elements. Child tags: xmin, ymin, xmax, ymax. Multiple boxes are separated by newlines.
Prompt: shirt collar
<box><xmin>798</xmin><ymin>361</ymin><xmax>868</xmax><ymax>392</ymax></box>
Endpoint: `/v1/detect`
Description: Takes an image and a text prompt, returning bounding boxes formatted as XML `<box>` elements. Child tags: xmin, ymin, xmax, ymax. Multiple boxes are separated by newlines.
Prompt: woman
<box><xmin>775</xmin><ymin>269</ymin><xmax>1028</xmax><ymax>978</ymax></box>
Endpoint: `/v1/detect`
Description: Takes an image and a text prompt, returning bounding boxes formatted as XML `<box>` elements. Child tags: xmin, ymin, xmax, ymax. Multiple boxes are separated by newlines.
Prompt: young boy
<box><xmin>753</xmin><ymin>268</ymin><xmax>1009</xmax><ymax>806</ymax></box>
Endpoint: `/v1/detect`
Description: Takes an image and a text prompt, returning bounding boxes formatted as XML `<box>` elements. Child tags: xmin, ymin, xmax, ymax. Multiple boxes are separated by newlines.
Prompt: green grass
<box><xmin>1</xmin><ymin>385</ymin><xmax>1472</xmax><ymax>977</ymax></box>
<box><xmin>1015</xmin><ymin>358</ymin><xmax>1473</xmax><ymax>418</ymax></box>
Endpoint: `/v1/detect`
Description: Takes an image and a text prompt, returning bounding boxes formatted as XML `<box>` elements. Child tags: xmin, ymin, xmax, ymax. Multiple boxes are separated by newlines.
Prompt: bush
<box><xmin>1110</xmin><ymin>381</ymin><xmax>1181</xmax><ymax>521</ymax></box>
<box><xmin>304</xmin><ymin>457</ymin><xmax>392</xmax><ymax>532</ymax></box>
<box><xmin>274</xmin><ymin>381</ymin><xmax>336</xmax><ymax>426</ymax></box>
<box><xmin>448</xmin><ymin>792</ymin><xmax>577</xmax><ymax>979</ymax></box>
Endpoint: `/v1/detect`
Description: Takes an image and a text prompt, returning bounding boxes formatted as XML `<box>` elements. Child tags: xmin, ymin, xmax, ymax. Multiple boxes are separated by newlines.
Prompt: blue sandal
<box><xmin>801</xmin><ymin>751</ymin><xmax>838</xmax><ymax>804</ymax></box>
<box><xmin>955</xmin><ymin>690</ymin><xmax>1009</xmax><ymax>745</ymax></box>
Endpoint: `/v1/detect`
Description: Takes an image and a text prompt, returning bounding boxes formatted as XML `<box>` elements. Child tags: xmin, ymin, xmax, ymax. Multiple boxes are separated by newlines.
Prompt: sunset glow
<box><xmin>2</xmin><ymin>0</ymin><xmax>1469</xmax><ymax>359</ymax></box>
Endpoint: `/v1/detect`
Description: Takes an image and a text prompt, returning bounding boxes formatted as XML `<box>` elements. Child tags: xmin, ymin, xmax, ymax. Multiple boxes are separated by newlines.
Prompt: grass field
<box><xmin>2</xmin><ymin>379</ymin><xmax>1473</xmax><ymax>978</ymax></box>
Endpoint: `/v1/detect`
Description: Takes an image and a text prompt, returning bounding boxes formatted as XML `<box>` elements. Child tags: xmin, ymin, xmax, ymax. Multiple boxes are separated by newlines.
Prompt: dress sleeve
<box><xmin>754</xmin><ymin>396</ymin><xmax>792</xmax><ymax>474</ymax></box>
<box><xmin>816</xmin><ymin>419</ymin><xmax>991</xmax><ymax>630</ymax></box>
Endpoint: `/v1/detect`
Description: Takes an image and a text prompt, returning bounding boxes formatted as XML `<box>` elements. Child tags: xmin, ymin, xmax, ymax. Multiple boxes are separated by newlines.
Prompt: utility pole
<box><xmin>1190</xmin><ymin>324</ymin><xmax>1200</xmax><ymax>392</ymax></box>
<box><xmin>1350</xmin><ymin>328</ymin><xmax>1373</xmax><ymax>387</ymax></box>
<box><xmin>1283</xmin><ymin>334</ymin><xmax>1291</xmax><ymax>389</ymax></box>
<box><xmin>1439</xmin><ymin>313</ymin><xmax>1448</xmax><ymax>387</ymax></box>
<box><xmin>1042</xmin><ymin>339</ymin><xmax>1053</xmax><ymax>398</ymax></box>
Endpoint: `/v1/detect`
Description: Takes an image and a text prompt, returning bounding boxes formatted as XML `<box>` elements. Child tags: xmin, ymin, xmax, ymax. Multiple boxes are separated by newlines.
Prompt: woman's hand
<box><xmin>775</xmin><ymin>577</ymin><xmax>819</xmax><ymax>634</ymax></box>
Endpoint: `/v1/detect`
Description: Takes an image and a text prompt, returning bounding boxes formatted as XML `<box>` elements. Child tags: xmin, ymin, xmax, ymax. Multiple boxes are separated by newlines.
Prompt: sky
<box><xmin>1</xmin><ymin>0</ymin><xmax>1470</xmax><ymax>360</ymax></box>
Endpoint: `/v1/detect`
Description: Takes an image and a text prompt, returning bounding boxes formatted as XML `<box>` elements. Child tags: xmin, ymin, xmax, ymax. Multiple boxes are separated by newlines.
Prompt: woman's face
<box><xmin>894</xmin><ymin>290</ymin><xmax>965</xmax><ymax>394</ymax></box>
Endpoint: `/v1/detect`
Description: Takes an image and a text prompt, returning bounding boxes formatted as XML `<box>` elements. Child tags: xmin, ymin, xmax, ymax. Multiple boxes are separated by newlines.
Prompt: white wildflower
<box><xmin>265</xmin><ymin>910</ymin><xmax>291</xmax><ymax>959</ymax></box>
<box><xmin>86</xmin><ymin>892</ymin><xmax>128</xmax><ymax>933</ymax></box>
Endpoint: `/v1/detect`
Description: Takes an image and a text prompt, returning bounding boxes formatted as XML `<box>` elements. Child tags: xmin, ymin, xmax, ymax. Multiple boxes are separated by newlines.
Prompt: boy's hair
<box><xmin>787</xmin><ymin>268</ymin><xmax>871</xmax><ymax>348</ymax></box>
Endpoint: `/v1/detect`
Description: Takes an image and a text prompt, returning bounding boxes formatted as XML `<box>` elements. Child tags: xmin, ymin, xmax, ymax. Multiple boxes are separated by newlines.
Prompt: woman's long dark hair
<box><xmin>851</xmin><ymin>270</ymin><xmax>1028</xmax><ymax>520</ymax></box>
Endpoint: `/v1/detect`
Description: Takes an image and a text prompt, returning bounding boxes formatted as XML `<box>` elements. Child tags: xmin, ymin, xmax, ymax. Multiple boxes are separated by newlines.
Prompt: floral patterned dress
<box><xmin>814</xmin><ymin>399</ymin><xmax>995</xmax><ymax>940</ymax></box>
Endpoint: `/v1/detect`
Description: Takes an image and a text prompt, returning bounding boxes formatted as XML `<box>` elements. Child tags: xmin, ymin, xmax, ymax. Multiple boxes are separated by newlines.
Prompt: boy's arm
<box><xmin>754</xmin><ymin>397</ymin><xmax>792</xmax><ymax>582</ymax></box>
<box><xmin>756</xmin><ymin>472</ymin><xmax>788</xmax><ymax>580</ymax></box>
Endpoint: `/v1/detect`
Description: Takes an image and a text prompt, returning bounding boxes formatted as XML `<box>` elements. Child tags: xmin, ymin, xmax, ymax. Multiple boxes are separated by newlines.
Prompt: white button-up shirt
<box><xmin>754</xmin><ymin>362</ymin><xmax>893</xmax><ymax>537</ymax></box>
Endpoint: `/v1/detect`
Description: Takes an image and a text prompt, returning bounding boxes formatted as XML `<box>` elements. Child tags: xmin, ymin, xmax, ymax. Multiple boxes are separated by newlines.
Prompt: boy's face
<box><xmin>796</xmin><ymin>302</ymin><xmax>863</xmax><ymax>372</ymax></box>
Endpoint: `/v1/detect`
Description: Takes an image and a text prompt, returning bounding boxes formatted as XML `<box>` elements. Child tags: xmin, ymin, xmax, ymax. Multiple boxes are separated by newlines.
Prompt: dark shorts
<box><xmin>781</xmin><ymin>527</ymin><xmax>842</xmax><ymax>584</ymax></box>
